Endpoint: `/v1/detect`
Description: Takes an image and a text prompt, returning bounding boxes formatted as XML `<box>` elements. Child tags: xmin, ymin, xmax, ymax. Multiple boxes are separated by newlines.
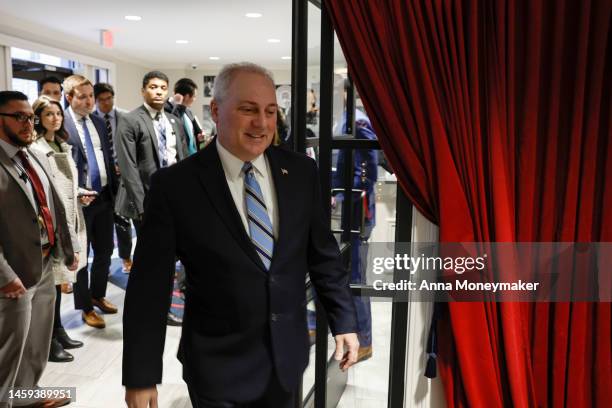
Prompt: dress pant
<box><xmin>187</xmin><ymin>371</ymin><xmax>294</xmax><ymax>408</ymax></box>
<box><xmin>74</xmin><ymin>188</ymin><xmax>114</xmax><ymax>311</ymax></box>
<box><xmin>114</xmin><ymin>214</ymin><xmax>133</xmax><ymax>260</ymax></box>
<box><xmin>0</xmin><ymin>257</ymin><xmax>55</xmax><ymax>408</ymax></box>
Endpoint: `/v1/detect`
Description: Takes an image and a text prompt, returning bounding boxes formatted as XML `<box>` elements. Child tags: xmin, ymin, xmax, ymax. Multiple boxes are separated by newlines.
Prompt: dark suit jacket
<box><xmin>114</xmin><ymin>105</ymin><xmax>188</xmax><ymax>218</ymax></box>
<box><xmin>122</xmin><ymin>141</ymin><xmax>357</xmax><ymax>402</ymax></box>
<box><xmin>64</xmin><ymin>108</ymin><xmax>118</xmax><ymax>197</ymax></box>
<box><xmin>164</xmin><ymin>99</ymin><xmax>203</xmax><ymax>140</ymax></box>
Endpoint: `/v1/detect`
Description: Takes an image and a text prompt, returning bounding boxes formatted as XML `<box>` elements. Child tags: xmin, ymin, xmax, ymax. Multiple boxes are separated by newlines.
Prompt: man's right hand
<box><xmin>0</xmin><ymin>277</ymin><xmax>26</xmax><ymax>298</ymax></box>
<box><xmin>125</xmin><ymin>386</ymin><xmax>158</xmax><ymax>408</ymax></box>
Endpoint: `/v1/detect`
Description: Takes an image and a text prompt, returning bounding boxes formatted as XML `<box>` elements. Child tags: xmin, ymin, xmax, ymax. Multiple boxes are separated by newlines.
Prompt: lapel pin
<box><xmin>281</xmin><ymin>168</ymin><xmax>288</xmax><ymax>175</ymax></box>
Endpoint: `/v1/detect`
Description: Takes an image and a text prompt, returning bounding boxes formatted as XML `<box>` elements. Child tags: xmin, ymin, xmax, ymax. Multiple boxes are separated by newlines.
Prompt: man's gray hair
<box><xmin>213</xmin><ymin>62</ymin><xmax>275</xmax><ymax>103</ymax></box>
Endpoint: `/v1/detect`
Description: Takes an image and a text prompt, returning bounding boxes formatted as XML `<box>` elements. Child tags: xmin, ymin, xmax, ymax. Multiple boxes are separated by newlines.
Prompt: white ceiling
<box><xmin>1</xmin><ymin>0</ymin><xmax>341</xmax><ymax>69</ymax></box>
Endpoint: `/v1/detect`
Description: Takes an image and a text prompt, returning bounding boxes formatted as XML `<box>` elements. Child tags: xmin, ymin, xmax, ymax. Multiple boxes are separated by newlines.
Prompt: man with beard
<box><xmin>0</xmin><ymin>91</ymin><xmax>77</xmax><ymax>407</ymax></box>
<box><xmin>63</xmin><ymin>74</ymin><xmax>118</xmax><ymax>329</ymax></box>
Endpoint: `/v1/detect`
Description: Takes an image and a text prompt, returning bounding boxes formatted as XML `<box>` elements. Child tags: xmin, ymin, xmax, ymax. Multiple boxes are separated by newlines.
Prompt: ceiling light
<box><xmin>281</xmin><ymin>56</ymin><xmax>292</xmax><ymax>60</ymax></box>
<box><xmin>267</xmin><ymin>39</ymin><xmax>281</xmax><ymax>43</ymax></box>
<box><xmin>124</xmin><ymin>15</ymin><xmax>142</xmax><ymax>21</ymax></box>
<box><xmin>175</xmin><ymin>40</ymin><xmax>189</xmax><ymax>44</ymax></box>
<box><xmin>209</xmin><ymin>57</ymin><xmax>220</xmax><ymax>60</ymax></box>
<box><xmin>245</xmin><ymin>13</ymin><xmax>263</xmax><ymax>18</ymax></box>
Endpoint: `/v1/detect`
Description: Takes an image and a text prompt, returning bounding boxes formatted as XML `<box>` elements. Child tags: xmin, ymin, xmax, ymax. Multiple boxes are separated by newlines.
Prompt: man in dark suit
<box><xmin>0</xmin><ymin>91</ymin><xmax>76</xmax><ymax>408</ymax></box>
<box><xmin>114</xmin><ymin>71</ymin><xmax>188</xmax><ymax>226</ymax></box>
<box><xmin>164</xmin><ymin>77</ymin><xmax>204</xmax><ymax>156</ymax></box>
<box><xmin>123</xmin><ymin>63</ymin><xmax>359</xmax><ymax>408</ymax></box>
<box><xmin>93</xmin><ymin>82</ymin><xmax>134</xmax><ymax>273</ymax></box>
<box><xmin>63</xmin><ymin>74</ymin><xmax>119</xmax><ymax>329</ymax></box>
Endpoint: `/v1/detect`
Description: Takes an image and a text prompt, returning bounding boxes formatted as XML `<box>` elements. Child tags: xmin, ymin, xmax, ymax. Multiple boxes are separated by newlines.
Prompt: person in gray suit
<box><xmin>0</xmin><ymin>91</ymin><xmax>77</xmax><ymax>408</ymax></box>
<box><xmin>93</xmin><ymin>83</ymin><xmax>134</xmax><ymax>273</ymax></box>
<box><xmin>114</xmin><ymin>71</ymin><xmax>188</xmax><ymax>227</ymax></box>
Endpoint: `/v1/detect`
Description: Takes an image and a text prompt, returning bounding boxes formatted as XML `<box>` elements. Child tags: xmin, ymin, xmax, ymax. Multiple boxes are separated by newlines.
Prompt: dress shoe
<box><xmin>122</xmin><ymin>258</ymin><xmax>133</xmax><ymax>273</ymax></box>
<box><xmin>167</xmin><ymin>312</ymin><xmax>183</xmax><ymax>326</ymax></box>
<box><xmin>91</xmin><ymin>297</ymin><xmax>118</xmax><ymax>314</ymax></box>
<box><xmin>357</xmin><ymin>345</ymin><xmax>373</xmax><ymax>362</ymax></box>
<box><xmin>20</xmin><ymin>397</ymin><xmax>71</xmax><ymax>407</ymax></box>
<box><xmin>54</xmin><ymin>328</ymin><xmax>83</xmax><ymax>349</ymax></box>
<box><xmin>60</xmin><ymin>282</ymin><xmax>73</xmax><ymax>294</ymax></box>
<box><xmin>48</xmin><ymin>338</ymin><xmax>74</xmax><ymax>363</ymax></box>
<box><xmin>82</xmin><ymin>310</ymin><xmax>105</xmax><ymax>329</ymax></box>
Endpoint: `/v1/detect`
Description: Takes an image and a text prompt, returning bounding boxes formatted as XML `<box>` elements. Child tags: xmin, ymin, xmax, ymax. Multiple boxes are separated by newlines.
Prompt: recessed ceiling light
<box><xmin>124</xmin><ymin>15</ymin><xmax>142</xmax><ymax>21</ymax></box>
<box><xmin>281</xmin><ymin>56</ymin><xmax>291</xmax><ymax>60</ymax></box>
<box><xmin>175</xmin><ymin>40</ymin><xmax>189</xmax><ymax>44</ymax></box>
<box><xmin>209</xmin><ymin>57</ymin><xmax>220</xmax><ymax>60</ymax></box>
<box><xmin>267</xmin><ymin>39</ymin><xmax>281</xmax><ymax>43</ymax></box>
<box><xmin>245</xmin><ymin>13</ymin><xmax>263</xmax><ymax>18</ymax></box>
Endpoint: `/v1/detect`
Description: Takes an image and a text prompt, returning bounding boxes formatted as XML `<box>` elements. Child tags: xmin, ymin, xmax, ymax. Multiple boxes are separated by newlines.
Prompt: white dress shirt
<box><xmin>0</xmin><ymin>138</ymin><xmax>57</xmax><ymax>242</ymax></box>
<box><xmin>144</xmin><ymin>103</ymin><xmax>178</xmax><ymax>167</ymax></box>
<box><xmin>216</xmin><ymin>139</ymin><xmax>279</xmax><ymax>238</ymax></box>
<box><xmin>68</xmin><ymin>108</ymin><xmax>108</xmax><ymax>189</ymax></box>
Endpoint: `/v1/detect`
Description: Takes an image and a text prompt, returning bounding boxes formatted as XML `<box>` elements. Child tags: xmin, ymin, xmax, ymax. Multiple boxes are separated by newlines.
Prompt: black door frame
<box><xmin>291</xmin><ymin>1</ymin><xmax>412</xmax><ymax>407</ymax></box>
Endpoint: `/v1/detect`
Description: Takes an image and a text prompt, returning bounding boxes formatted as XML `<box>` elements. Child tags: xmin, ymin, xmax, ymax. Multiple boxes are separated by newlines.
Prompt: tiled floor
<box><xmin>40</xmin><ymin>252</ymin><xmax>392</xmax><ymax>407</ymax></box>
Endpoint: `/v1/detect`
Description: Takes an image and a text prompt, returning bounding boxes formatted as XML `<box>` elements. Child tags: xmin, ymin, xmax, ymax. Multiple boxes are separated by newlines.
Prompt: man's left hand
<box><xmin>334</xmin><ymin>333</ymin><xmax>359</xmax><ymax>371</ymax></box>
<box><xmin>67</xmin><ymin>253</ymin><xmax>79</xmax><ymax>271</ymax></box>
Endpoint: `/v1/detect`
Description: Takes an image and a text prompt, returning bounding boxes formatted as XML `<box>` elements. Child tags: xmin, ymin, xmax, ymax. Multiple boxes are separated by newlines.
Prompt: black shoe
<box><xmin>54</xmin><ymin>328</ymin><xmax>83</xmax><ymax>349</ymax></box>
<box><xmin>49</xmin><ymin>338</ymin><xmax>74</xmax><ymax>362</ymax></box>
<box><xmin>167</xmin><ymin>312</ymin><xmax>183</xmax><ymax>326</ymax></box>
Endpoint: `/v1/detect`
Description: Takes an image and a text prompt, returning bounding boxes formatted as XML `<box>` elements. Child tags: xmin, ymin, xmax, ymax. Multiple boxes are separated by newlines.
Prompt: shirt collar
<box><xmin>216</xmin><ymin>139</ymin><xmax>266</xmax><ymax>181</ymax></box>
<box><xmin>0</xmin><ymin>137</ymin><xmax>24</xmax><ymax>160</ymax></box>
<box><xmin>68</xmin><ymin>106</ymin><xmax>87</xmax><ymax>123</ymax></box>
<box><xmin>144</xmin><ymin>103</ymin><xmax>163</xmax><ymax>120</ymax></box>
<box><xmin>96</xmin><ymin>107</ymin><xmax>114</xmax><ymax>119</ymax></box>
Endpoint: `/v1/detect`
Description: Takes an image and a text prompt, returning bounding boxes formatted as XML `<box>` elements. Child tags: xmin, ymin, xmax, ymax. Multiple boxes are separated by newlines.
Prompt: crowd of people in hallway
<box><xmin>0</xmin><ymin>63</ymin><xmax>378</xmax><ymax>408</ymax></box>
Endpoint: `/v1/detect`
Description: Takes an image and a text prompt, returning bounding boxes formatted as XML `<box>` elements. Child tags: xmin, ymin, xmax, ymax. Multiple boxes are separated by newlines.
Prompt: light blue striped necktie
<box><xmin>243</xmin><ymin>162</ymin><xmax>274</xmax><ymax>270</ymax></box>
<box><xmin>154</xmin><ymin>112</ymin><xmax>168</xmax><ymax>167</ymax></box>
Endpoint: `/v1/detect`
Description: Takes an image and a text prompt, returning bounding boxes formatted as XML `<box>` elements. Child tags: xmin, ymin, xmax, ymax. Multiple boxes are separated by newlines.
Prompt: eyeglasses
<box><xmin>0</xmin><ymin>112</ymin><xmax>35</xmax><ymax>123</ymax></box>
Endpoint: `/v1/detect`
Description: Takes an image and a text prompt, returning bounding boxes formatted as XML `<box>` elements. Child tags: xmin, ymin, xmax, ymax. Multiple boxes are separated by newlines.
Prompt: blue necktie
<box><xmin>81</xmin><ymin>117</ymin><xmax>102</xmax><ymax>192</ymax></box>
<box><xmin>243</xmin><ymin>162</ymin><xmax>274</xmax><ymax>270</ymax></box>
<box><xmin>155</xmin><ymin>113</ymin><xmax>168</xmax><ymax>167</ymax></box>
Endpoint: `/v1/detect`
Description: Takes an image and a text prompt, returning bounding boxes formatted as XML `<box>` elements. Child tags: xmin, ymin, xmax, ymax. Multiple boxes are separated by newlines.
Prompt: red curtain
<box><xmin>325</xmin><ymin>0</ymin><xmax>611</xmax><ymax>406</ymax></box>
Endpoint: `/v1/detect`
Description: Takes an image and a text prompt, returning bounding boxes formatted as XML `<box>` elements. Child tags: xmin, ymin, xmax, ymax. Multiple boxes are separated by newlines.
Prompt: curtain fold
<box><xmin>325</xmin><ymin>0</ymin><xmax>611</xmax><ymax>406</ymax></box>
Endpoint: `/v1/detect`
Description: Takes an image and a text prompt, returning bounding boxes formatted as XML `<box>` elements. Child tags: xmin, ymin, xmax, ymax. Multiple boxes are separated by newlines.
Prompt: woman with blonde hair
<box><xmin>31</xmin><ymin>95</ymin><xmax>89</xmax><ymax>362</ymax></box>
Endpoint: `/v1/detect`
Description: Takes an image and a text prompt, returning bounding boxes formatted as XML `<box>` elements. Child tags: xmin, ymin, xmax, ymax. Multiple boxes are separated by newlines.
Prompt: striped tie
<box><xmin>243</xmin><ymin>162</ymin><xmax>274</xmax><ymax>270</ymax></box>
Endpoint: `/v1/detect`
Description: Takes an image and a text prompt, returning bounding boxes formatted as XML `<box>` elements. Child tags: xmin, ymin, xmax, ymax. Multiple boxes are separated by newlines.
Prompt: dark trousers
<box><xmin>114</xmin><ymin>214</ymin><xmax>133</xmax><ymax>260</ymax></box>
<box><xmin>187</xmin><ymin>372</ymin><xmax>294</xmax><ymax>408</ymax></box>
<box><xmin>53</xmin><ymin>285</ymin><xmax>63</xmax><ymax>329</ymax></box>
<box><xmin>74</xmin><ymin>192</ymin><xmax>114</xmax><ymax>311</ymax></box>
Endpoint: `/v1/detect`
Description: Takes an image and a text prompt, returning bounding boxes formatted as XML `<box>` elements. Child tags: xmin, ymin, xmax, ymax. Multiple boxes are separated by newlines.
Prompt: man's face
<box><xmin>0</xmin><ymin>100</ymin><xmax>35</xmax><ymax>147</ymax></box>
<box><xmin>142</xmin><ymin>78</ymin><xmax>168</xmax><ymax>111</ymax></box>
<box><xmin>182</xmin><ymin>93</ymin><xmax>196</xmax><ymax>107</ymax></box>
<box><xmin>67</xmin><ymin>84</ymin><xmax>95</xmax><ymax>116</ymax></box>
<box><xmin>212</xmin><ymin>72</ymin><xmax>277</xmax><ymax>162</ymax></box>
<box><xmin>41</xmin><ymin>83</ymin><xmax>62</xmax><ymax>101</ymax></box>
<box><xmin>96</xmin><ymin>91</ymin><xmax>114</xmax><ymax>114</ymax></box>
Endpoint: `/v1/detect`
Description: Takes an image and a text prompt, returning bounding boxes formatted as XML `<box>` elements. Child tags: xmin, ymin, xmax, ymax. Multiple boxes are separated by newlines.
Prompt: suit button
<box><xmin>269</xmin><ymin>276</ymin><xmax>276</xmax><ymax>284</ymax></box>
<box><xmin>271</xmin><ymin>313</ymin><xmax>279</xmax><ymax>322</ymax></box>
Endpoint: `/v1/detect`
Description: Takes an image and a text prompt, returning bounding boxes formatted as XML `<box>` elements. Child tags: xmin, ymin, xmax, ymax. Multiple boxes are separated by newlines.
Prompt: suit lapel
<box><xmin>195</xmin><ymin>142</ymin><xmax>268</xmax><ymax>274</ymax></box>
<box><xmin>64</xmin><ymin>110</ymin><xmax>86</xmax><ymax>158</ymax></box>
<box><xmin>0</xmin><ymin>146</ymin><xmax>37</xmax><ymax>211</ymax></box>
<box><xmin>138</xmin><ymin>106</ymin><xmax>160</xmax><ymax>168</ymax></box>
<box><xmin>265</xmin><ymin>148</ymin><xmax>289</xmax><ymax>266</ymax></box>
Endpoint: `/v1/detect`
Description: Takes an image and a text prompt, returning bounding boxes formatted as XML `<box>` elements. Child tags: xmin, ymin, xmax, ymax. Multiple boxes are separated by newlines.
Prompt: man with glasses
<box><xmin>0</xmin><ymin>90</ymin><xmax>76</xmax><ymax>408</ymax></box>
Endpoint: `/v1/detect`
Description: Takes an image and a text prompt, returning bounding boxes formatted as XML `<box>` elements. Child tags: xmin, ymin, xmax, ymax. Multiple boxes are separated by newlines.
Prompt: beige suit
<box><xmin>0</xmin><ymin>143</ymin><xmax>75</xmax><ymax>408</ymax></box>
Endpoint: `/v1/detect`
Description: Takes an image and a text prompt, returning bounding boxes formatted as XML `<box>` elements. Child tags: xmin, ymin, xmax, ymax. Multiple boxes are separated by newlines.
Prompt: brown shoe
<box><xmin>91</xmin><ymin>297</ymin><xmax>118</xmax><ymax>314</ymax></box>
<box><xmin>21</xmin><ymin>397</ymin><xmax>71</xmax><ymax>407</ymax></box>
<box><xmin>122</xmin><ymin>258</ymin><xmax>133</xmax><ymax>273</ymax></box>
<box><xmin>60</xmin><ymin>283</ymin><xmax>73</xmax><ymax>294</ymax></box>
<box><xmin>82</xmin><ymin>310</ymin><xmax>105</xmax><ymax>329</ymax></box>
<box><xmin>357</xmin><ymin>345</ymin><xmax>373</xmax><ymax>362</ymax></box>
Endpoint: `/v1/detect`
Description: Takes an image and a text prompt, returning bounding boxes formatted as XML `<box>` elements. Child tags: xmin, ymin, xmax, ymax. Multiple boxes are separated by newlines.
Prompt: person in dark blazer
<box><xmin>63</xmin><ymin>74</ymin><xmax>119</xmax><ymax>329</ymax></box>
<box><xmin>123</xmin><ymin>63</ymin><xmax>359</xmax><ymax>408</ymax></box>
<box><xmin>0</xmin><ymin>91</ymin><xmax>76</xmax><ymax>408</ymax></box>
<box><xmin>164</xmin><ymin>77</ymin><xmax>204</xmax><ymax>155</ymax></box>
<box><xmin>93</xmin><ymin>82</ymin><xmax>134</xmax><ymax>273</ymax></box>
<box><xmin>114</xmin><ymin>71</ymin><xmax>188</xmax><ymax>225</ymax></box>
